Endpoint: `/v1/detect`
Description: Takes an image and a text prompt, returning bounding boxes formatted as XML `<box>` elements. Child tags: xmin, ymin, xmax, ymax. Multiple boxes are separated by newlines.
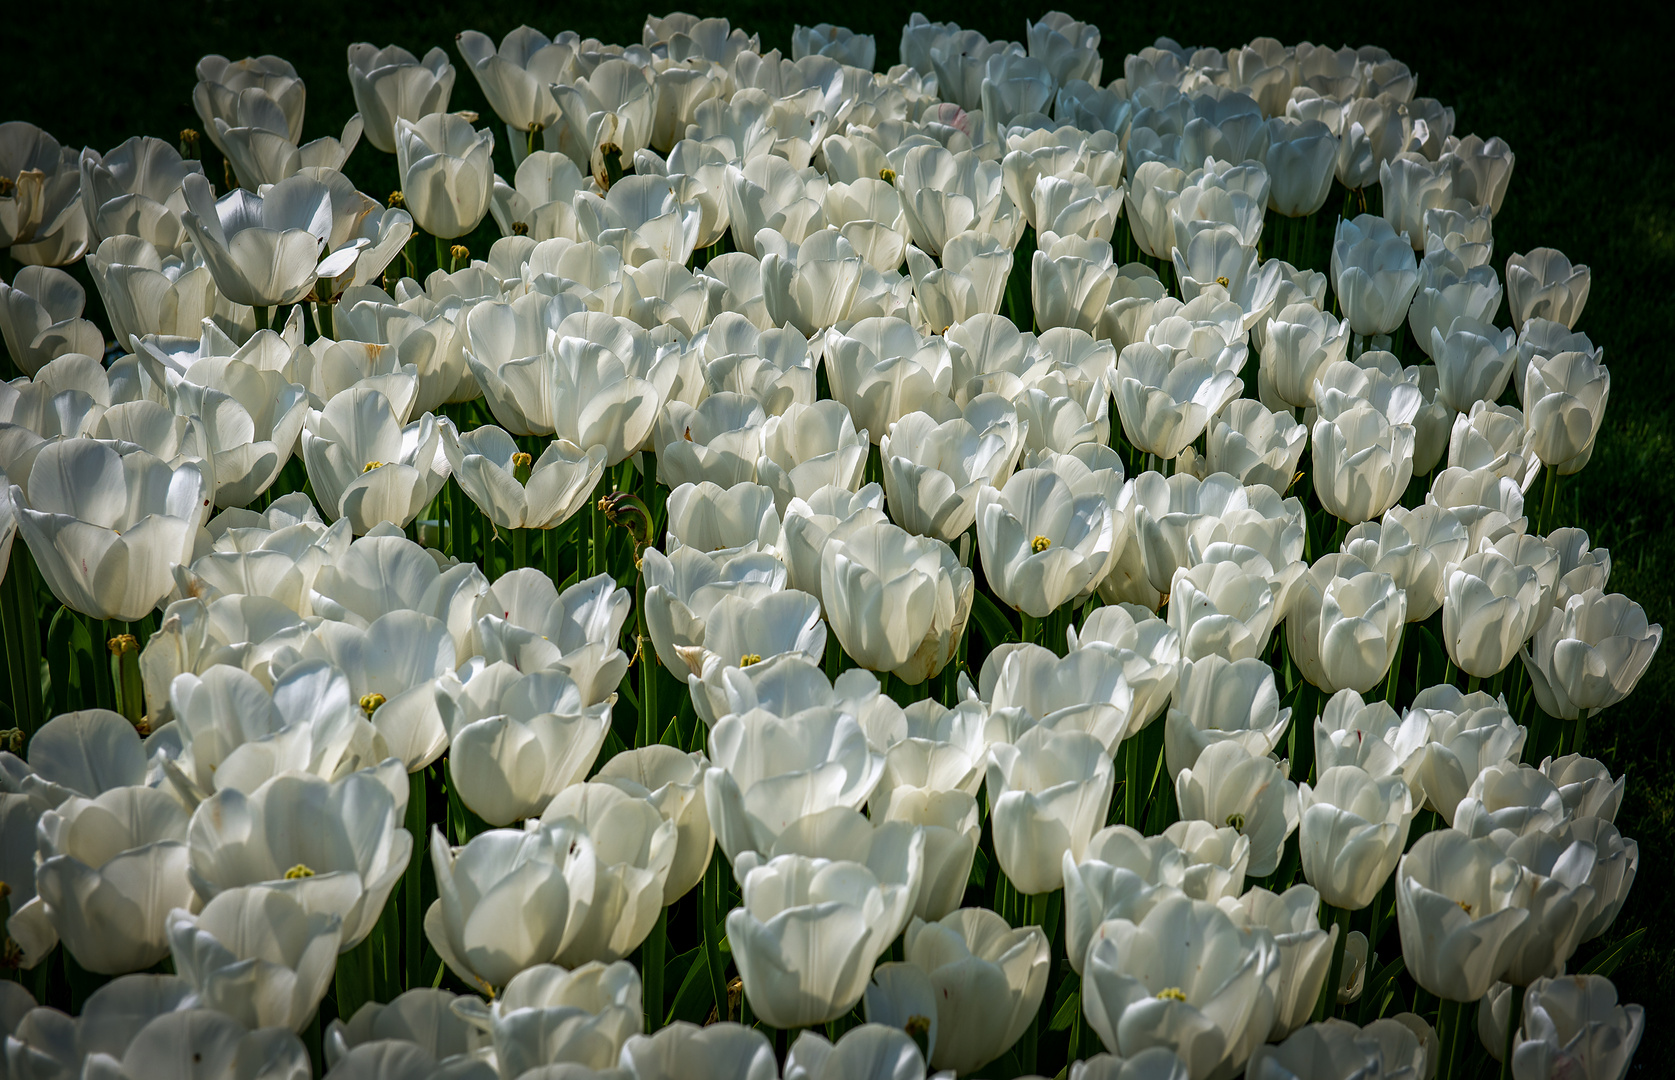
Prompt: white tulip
<box><xmin>1218</xmin><ymin>884</ymin><xmax>1336</xmax><ymax>1043</ymax></box>
<box><xmin>666</xmin><ymin>480</ymin><xmax>782</xmax><ymax>557</ymax></box>
<box><xmin>424</xmin><ymin>822</ymin><xmax>595</xmax><ymax>992</ymax></box>
<box><xmin>821</xmin><ymin>521</ymin><xmax>972</xmax><ymax>683</ymax></box>
<box><xmin>188</xmin><ymin>760</ymin><xmax>411</xmax><ymax>951</ymax></box>
<box><xmin>1443</xmin><ymin>549</ymin><xmax>1546</xmax><ymax>679</ymax></box>
<box><xmin>1310</xmin><ymin>404</ymin><xmax>1415</xmax><ymax>525</ymax></box>
<box><xmin>1522</xmin><ymin>589</ymin><xmax>1661</xmax><ymax>721</ymax></box>
<box><xmin>757</xmin><ymin>399</ymin><xmax>868</xmax><ymax>513</ymax></box>
<box><xmin>451</xmin><ymin>961</ymin><xmax>642</xmax><ymax>1074</ymax></box>
<box><xmin>1331</xmin><ymin>215</ymin><xmax>1420</xmax><ymax>337</ymax></box>
<box><xmin>1506</xmin><ymin>248</ymin><xmax>1589</xmax><ymax>330</ymax></box>
<box><xmin>881</xmin><ymin>395</ymin><xmax>1024</xmax><ymax>542</ymax></box>
<box><xmin>1165</xmin><ymin>655</ymin><xmax>1290</xmax><ymax>779</ymax></box>
<box><xmin>395</xmin><ymin>114</ymin><xmax>495</xmax><ymax>239</ymax></box>
<box><xmin>442</xmin><ymin>426</ymin><xmax>605</xmax><ymax>531</ymax></box>
<box><xmin>11</xmin><ymin>438</ymin><xmax>209</xmax><ymax>621</ymax></box>
<box><xmin>619</xmin><ymin>1021</ymin><xmax>777</xmax><ymax>1080</ymax></box>
<box><xmin>978</xmin><ymin>467</ymin><xmax>1117</xmax><ymax>618</ymax></box>
<box><xmin>1430</xmin><ymin>316</ymin><xmax>1516</xmax><ymax>414</ymax></box>
<box><xmin>1523</xmin><ymin>349</ymin><xmax>1609</xmax><ymax>474</ymax></box>
<box><xmin>0</xmin><ymin>266</ymin><xmax>104</xmax><ymax>376</ymax></box>
<box><xmin>987</xmin><ymin>727</ymin><xmax>1115</xmax><ymax>894</ymax></box>
<box><xmin>1395</xmin><ymin>830</ymin><xmax>1528</xmax><ymax>1001</ymax></box>
<box><xmin>167</xmin><ymin>885</ymin><xmax>341</xmax><ymax>1032</ymax></box>
<box><xmin>179</xmin><ymin>173</ymin><xmax>324</xmax><ymax>309</ymax></box>
<box><xmin>1082</xmin><ymin>893</ymin><xmax>1281</xmax><ymax>1080</ymax></box>
<box><xmin>538</xmin><ymin>784</ymin><xmax>678</xmax><ymax>966</ymax></box>
<box><xmin>1299</xmin><ymin>766</ymin><xmax>1413</xmax><ymax>911</ymax></box>
<box><xmin>595</xmin><ymin>745</ymin><xmax>714</xmax><ymax>905</ymax></box>
<box><xmin>1176</xmin><ymin>741</ymin><xmax>1299</xmax><ymax>878</ymax></box>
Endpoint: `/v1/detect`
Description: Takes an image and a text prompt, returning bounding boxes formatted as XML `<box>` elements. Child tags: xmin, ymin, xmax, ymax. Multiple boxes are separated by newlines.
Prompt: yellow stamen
<box><xmin>362</xmin><ymin>461</ymin><xmax>385</xmax><ymax>473</ymax></box>
<box><xmin>739</xmin><ymin>654</ymin><xmax>763</xmax><ymax>667</ymax></box>
<box><xmin>511</xmin><ymin>452</ymin><xmax>533</xmax><ymax>468</ymax></box>
<box><xmin>107</xmin><ymin>634</ymin><xmax>138</xmax><ymax>656</ymax></box>
<box><xmin>359</xmin><ymin>692</ymin><xmax>386</xmax><ymax>716</ymax></box>
<box><xmin>511</xmin><ymin>221</ymin><xmax>529</xmax><ymax>236</ymax></box>
<box><xmin>1225</xmin><ymin>812</ymin><xmax>1246</xmax><ymax>831</ymax></box>
<box><xmin>1031</xmin><ymin>535</ymin><xmax>1052</xmax><ymax>553</ymax></box>
<box><xmin>450</xmin><ymin>244</ymin><xmax>470</xmax><ymax>263</ymax></box>
<box><xmin>387</xmin><ymin>190</ymin><xmax>405</xmax><ymax>208</ymax></box>
<box><xmin>284</xmin><ymin>864</ymin><xmax>315</xmax><ymax>879</ymax></box>
<box><xmin>1215</xmin><ymin>275</ymin><xmax>1230</xmax><ymax>287</ymax></box>
<box><xmin>879</xmin><ymin>167</ymin><xmax>897</xmax><ymax>185</ymax></box>
<box><xmin>1156</xmin><ymin>987</ymin><xmax>1188</xmax><ymax>1002</ymax></box>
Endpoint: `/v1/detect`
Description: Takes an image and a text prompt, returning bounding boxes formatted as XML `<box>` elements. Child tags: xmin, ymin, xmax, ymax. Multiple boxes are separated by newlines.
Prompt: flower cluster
<box><xmin>0</xmin><ymin>12</ymin><xmax>1651</xmax><ymax>1080</ymax></box>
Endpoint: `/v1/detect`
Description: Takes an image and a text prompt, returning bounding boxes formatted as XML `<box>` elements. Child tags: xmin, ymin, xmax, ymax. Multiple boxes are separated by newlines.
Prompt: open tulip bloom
<box><xmin>0</xmin><ymin>15</ymin><xmax>1654</xmax><ymax>1080</ymax></box>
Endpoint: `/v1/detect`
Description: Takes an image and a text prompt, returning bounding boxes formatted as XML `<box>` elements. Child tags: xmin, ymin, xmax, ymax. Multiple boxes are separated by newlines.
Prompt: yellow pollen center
<box><xmin>388</xmin><ymin>190</ymin><xmax>405</xmax><ymax>208</ymax></box>
<box><xmin>879</xmin><ymin>167</ymin><xmax>897</xmax><ymax>184</ymax></box>
<box><xmin>1458</xmin><ymin>900</ymin><xmax>1474</xmax><ymax>915</ymax></box>
<box><xmin>511</xmin><ymin>220</ymin><xmax>530</xmax><ymax>235</ymax></box>
<box><xmin>1031</xmin><ymin>535</ymin><xmax>1053</xmax><ymax>553</ymax></box>
<box><xmin>1225</xmin><ymin>812</ymin><xmax>1246</xmax><ymax>831</ymax></box>
<box><xmin>362</xmin><ymin>461</ymin><xmax>385</xmax><ymax>473</ymax></box>
<box><xmin>359</xmin><ymin>692</ymin><xmax>386</xmax><ymax>716</ymax></box>
<box><xmin>511</xmin><ymin>452</ymin><xmax>533</xmax><ymax>468</ymax></box>
<box><xmin>450</xmin><ymin>244</ymin><xmax>470</xmax><ymax>261</ymax></box>
<box><xmin>1156</xmin><ymin>987</ymin><xmax>1188</xmax><ymax>1002</ymax></box>
<box><xmin>284</xmin><ymin>864</ymin><xmax>315</xmax><ymax>879</ymax></box>
<box><xmin>1215</xmin><ymin>275</ymin><xmax>1230</xmax><ymax>287</ymax></box>
<box><xmin>739</xmin><ymin>654</ymin><xmax>763</xmax><ymax>666</ymax></box>
<box><xmin>108</xmin><ymin>634</ymin><xmax>138</xmax><ymax>656</ymax></box>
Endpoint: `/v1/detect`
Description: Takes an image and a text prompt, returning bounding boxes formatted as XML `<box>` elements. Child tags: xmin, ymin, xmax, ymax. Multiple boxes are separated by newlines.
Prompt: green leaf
<box><xmin>970</xmin><ymin>590</ymin><xmax>1018</xmax><ymax>651</ymax></box>
<box><xmin>1048</xmin><ymin>985</ymin><xmax>1080</xmax><ymax>1032</ymax></box>
<box><xmin>1579</xmin><ymin>927</ymin><xmax>1645</xmax><ymax>978</ymax></box>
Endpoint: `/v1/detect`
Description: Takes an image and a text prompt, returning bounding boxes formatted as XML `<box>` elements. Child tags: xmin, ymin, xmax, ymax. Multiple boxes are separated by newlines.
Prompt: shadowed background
<box><xmin>4</xmin><ymin>0</ymin><xmax>1668</xmax><ymax>1060</ymax></box>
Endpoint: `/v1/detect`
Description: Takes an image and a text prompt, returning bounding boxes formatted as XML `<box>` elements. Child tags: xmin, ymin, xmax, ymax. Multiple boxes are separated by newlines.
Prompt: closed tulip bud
<box><xmin>757</xmin><ymin>399</ymin><xmax>869</xmax><ymax>513</ymax></box>
<box><xmin>781</xmin><ymin>484</ymin><xmax>888</xmax><ymax>602</ymax></box>
<box><xmin>1286</xmin><ymin>552</ymin><xmax>1407</xmax><ymax>694</ymax></box>
<box><xmin>704</xmin><ymin>704</ymin><xmax>883</xmax><ymax>863</ymax></box>
<box><xmin>1506</xmin><ymin>248</ymin><xmax>1589</xmax><ymax>330</ymax></box>
<box><xmin>1260</xmin><ymin>117</ymin><xmax>1339</xmax><ymax>217</ymax></box>
<box><xmin>1521</xmin><ymin>589</ymin><xmax>1661</xmax><ymax>720</ymax></box>
<box><xmin>5</xmin><ymin>785</ymin><xmax>193</xmax><ymax>973</ymax></box>
<box><xmin>875</xmin><ymin>786</ymin><xmax>980</xmax><ymax>923</ymax></box>
<box><xmin>394</xmin><ymin>114</ymin><xmax>494</xmax><ymax>239</ymax></box>
<box><xmin>987</xmin><ymin>727</ymin><xmax>1115</xmax><ymax>894</ymax></box>
<box><xmin>895</xmin><ymin>144</ymin><xmax>1010</xmax><ymax>258</ymax></box>
<box><xmin>1523</xmin><ymin>349</ymin><xmax>1609</xmax><ymax>472</ymax></box>
<box><xmin>1124</xmin><ymin>160</ymin><xmax>1188</xmax><ymax>260</ymax></box>
<box><xmin>1430</xmin><ymin>316</ymin><xmax>1517</xmax><ymax>414</ymax></box>
<box><xmin>167</xmin><ymin>885</ymin><xmax>341</xmax><ymax>1033</ymax></box>
<box><xmin>1165</xmin><ymin>655</ymin><xmax>1291</xmax><ymax>779</ymax></box>
<box><xmin>1496</xmin><ymin>974</ymin><xmax>1644</xmax><ymax>1080</ymax></box>
<box><xmin>1495</xmin><ymin>826</ymin><xmax>1597</xmax><ymax>986</ymax></box>
<box><xmin>1115</xmin><ymin>342</ymin><xmax>1243</xmax><ymax>461</ymax></box>
<box><xmin>1424</xmin><ymin>203</ymin><xmax>1495</xmax><ymax>268</ymax></box>
<box><xmin>345</xmin><ymin>44</ymin><xmax>455</xmax><ymax>155</ymax></box>
<box><xmin>1299</xmin><ymin>766</ymin><xmax>1413</xmax><ymax>910</ymax></box>
<box><xmin>655</xmin><ymin>392</ymin><xmax>768</xmax><ymax>490</ymax></box>
<box><xmin>1395</xmin><ymin>830</ymin><xmax>1528</xmax><ymax>1001</ymax></box>
<box><xmin>728</xmin><ymin>851</ymin><xmax>909</xmax><ymax>1028</ymax></box>
<box><xmin>1408</xmin><ymin>685</ymin><xmax>1526</xmax><ymax>824</ymax></box>
<box><xmin>1034</xmin><ymin>234</ymin><xmax>1119</xmax><ymax>334</ymax></box>
<box><xmin>537</xmin><ymin>785</ymin><xmax>678</xmax><ymax>966</ymax></box>
<box><xmin>1331</xmin><ymin>215</ymin><xmax>1420</xmax><ymax>337</ymax></box>
<box><xmin>424</xmin><ymin>824</ymin><xmax>594</xmax><ymax>993</ymax></box>
<box><xmin>1260</xmin><ymin>303</ymin><xmax>1349</xmax><ymax>409</ymax></box>
<box><xmin>980</xmin><ymin>641</ymin><xmax>1136</xmax><ymax>753</ymax></box>
<box><xmin>1311</xmin><ymin>404</ymin><xmax>1415</xmax><ymax>525</ymax></box>
<box><xmin>1082</xmin><ymin>893</ymin><xmax>1281</xmax><ymax>1079</ymax></box>
<box><xmin>823</xmin><ymin>317</ymin><xmax>953</xmax><ymax>444</ymax></box>
<box><xmin>1380</xmin><ymin>153</ymin><xmax>1461</xmax><ymax>250</ymax></box>
<box><xmin>821</xmin><ymin>521</ymin><xmax>972</xmax><ymax>683</ymax></box>
<box><xmin>1444</xmin><ymin>549</ymin><xmax>1546</xmax><ymax>679</ymax></box>
<box><xmin>1168</xmin><ymin>557</ymin><xmax>1278</xmax><ymax>664</ymax></box>
<box><xmin>1176</xmin><ymin>740</ymin><xmax>1299</xmax><ymax>878</ymax></box>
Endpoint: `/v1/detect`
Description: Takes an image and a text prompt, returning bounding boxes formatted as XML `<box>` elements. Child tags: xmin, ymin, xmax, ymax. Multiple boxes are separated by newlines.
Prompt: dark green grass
<box><xmin>5</xmin><ymin>0</ymin><xmax>1669</xmax><ymax>1060</ymax></box>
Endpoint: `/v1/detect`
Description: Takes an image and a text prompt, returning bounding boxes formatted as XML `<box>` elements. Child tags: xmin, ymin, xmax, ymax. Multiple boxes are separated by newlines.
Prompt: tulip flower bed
<box><xmin>0</xmin><ymin>7</ymin><xmax>1659</xmax><ymax>1080</ymax></box>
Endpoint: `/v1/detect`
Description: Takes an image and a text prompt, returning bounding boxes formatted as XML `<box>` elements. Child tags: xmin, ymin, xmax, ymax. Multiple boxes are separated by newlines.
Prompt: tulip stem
<box><xmin>1570</xmin><ymin>709</ymin><xmax>1592</xmax><ymax>758</ymax></box>
<box><xmin>644</xmin><ymin>906</ymin><xmax>666</xmax><ymax>1030</ymax></box>
<box><xmin>1466</xmin><ymin>675</ymin><xmax>1480</xmax><ymax>695</ymax></box>
<box><xmin>701</xmin><ymin>855</ymin><xmax>730</xmax><ymax>1022</ymax></box>
<box><xmin>1317</xmin><ymin>904</ymin><xmax>1352</xmax><ymax>1021</ymax></box>
<box><xmin>315</xmin><ymin>300</ymin><xmax>334</xmax><ymax>341</ymax></box>
<box><xmin>253</xmin><ymin>305</ymin><xmax>271</xmax><ymax>331</ymax></box>
<box><xmin>512</xmin><ymin>526</ymin><xmax>528</xmax><ymax>571</ymax></box>
<box><xmin>1540</xmin><ymin>467</ymin><xmax>1562</xmax><ymax>533</ymax></box>
<box><xmin>1383</xmin><ymin>626</ymin><xmax>1405</xmax><ymax>705</ymax></box>
<box><xmin>434</xmin><ymin>234</ymin><xmax>450</xmax><ymax>277</ymax></box>
<box><xmin>1436</xmin><ymin>997</ymin><xmax>1467</xmax><ymax>1080</ymax></box>
<box><xmin>1500</xmin><ymin>982</ymin><xmax>1525</xmax><ymax>1080</ymax></box>
<box><xmin>405</xmin><ymin>770</ymin><xmax>425</xmax><ymax>986</ymax></box>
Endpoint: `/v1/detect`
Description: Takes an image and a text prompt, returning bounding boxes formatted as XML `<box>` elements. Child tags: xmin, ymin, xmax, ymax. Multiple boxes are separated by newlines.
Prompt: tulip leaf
<box><xmin>970</xmin><ymin>590</ymin><xmax>1019</xmax><ymax>651</ymax></box>
<box><xmin>1579</xmin><ymin>927</ymin><xmax>1645</xmax><ymax>978</ymax></box>
<box><xmin>1048</xmin><ymin>979</ymin><xmax>1080</xmax><ymax>1031</ymax></box>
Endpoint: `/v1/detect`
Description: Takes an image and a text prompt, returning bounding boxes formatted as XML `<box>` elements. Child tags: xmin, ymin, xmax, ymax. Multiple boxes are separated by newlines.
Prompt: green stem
<box><xmin>1016</xmin><ymin>892</ymin><xmax>1050</xmax><ymax>1072</ymax></box>
<box><xmin>315</xmin><ymin>300</ymin><xmax>334</xmax><ymax>341</ymax></box>
<box><xmin>253</xmin><ymin>305</ymin><xmax>271</xmax><ymax>331</ymax></box>
<box><xmin>1123</xmin><ymin>731</ymin><xmax>1142</xmax><ymax>828</ymax></box>
<box><xmin>591</xmin><ymin>483</ymin><xmax>606</xmax><ymax>578</ymax></box>
<box><xmin>512</xmin><ymin>527</ymin><xmax>528</xmax><ymax>572</ymax></box>
<box><xmin>644</xmin><ymin>906</ymin><xmax>666</xmax><ymax>1030</ymax></box>
<box><xmin>405</xmin><ymin>770</ymin><xmax>425</xmax><ymax>987</ymax></box>
<box><xmin>701</xmin><ymin>855</ymin><xmax>730</xmax><ymax>1022</ymax></box>
<box><xmin>434</xmin><ymin>234</ymin><xmax>450</xmax><ymax>278</ymax></box>
<box><xmin>1384</xmin><ymin>625</ymin><xmax>1405</xmax><ymax>705</ymax></box>
<box><xmin>637</xmin><ymin>567</ymin><xmax>656</xmax><ymax>747</ymax></box>
<box><xmin>1316</xmin><ymin>904</ymin><xmax>1352</xmax><ymax>1021</ymax></box>
<box><xmin>0</xmin><ymin>564</ymin><xmax>30</xmax><ymax>737</ymax></box>
<box><xmin>1437</xmin><ymin>997</ymin><xmax>1467</xmax><ymax>1080</ymax></box>
<box><xmin>1467</xmin><ymin>675</ymin><xmax>1481</xmax><ymax>695</ymax></box>
<box><xmin>1540</xmin><ymin>467</ymin><xmax>1562</xmax><ymax>533</ymax></box>
<box><xmin>1571</xmin><ymin>709</ymin><xmax>1590</xmax><ymax>758</ymax></box>
<box><xmin>1500</xmin><ymin>982</ymin><xmax>1525</xmax><ymax>1080</ymax></box>
<box><xmin>1020</xmin><ymin>612</ymin><xmax>1040</xmax><ymax>646</ymax></box>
